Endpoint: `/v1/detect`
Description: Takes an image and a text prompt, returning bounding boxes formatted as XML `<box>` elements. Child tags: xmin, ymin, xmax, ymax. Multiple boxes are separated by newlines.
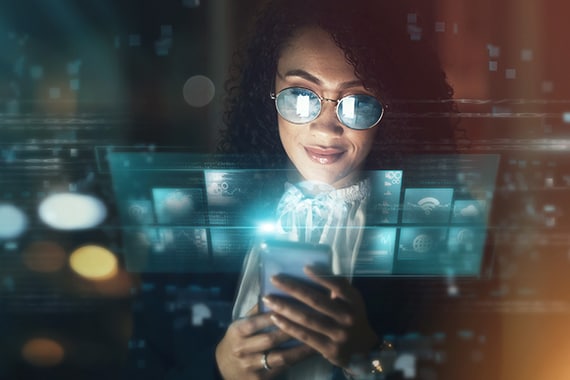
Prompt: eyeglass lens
<box><xmin>274</xmin><ymin>87</ymin><xmax>383</xmax><ymax>130</ymax></box>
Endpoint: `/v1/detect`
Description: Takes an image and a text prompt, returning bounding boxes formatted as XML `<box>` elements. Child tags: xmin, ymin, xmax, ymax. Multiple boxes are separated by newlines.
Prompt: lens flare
<box><xmin>38</xmin><ymin>193</ymin><xmax>107</xmax><ymax>230</ymax></box>
<box><xmin>21</xmin><ymin>337</ymin><xmax>65</xmax><ymax>367</ymax></box>
<box><xmin>69</xmin><ymin>245</ymin><xmax>118</xmax><ymax>280</ymax></box>
<box><xmin>257</xmin><ymin>222</ymin><xmax>277</xmax><ymax>234</ymax></box>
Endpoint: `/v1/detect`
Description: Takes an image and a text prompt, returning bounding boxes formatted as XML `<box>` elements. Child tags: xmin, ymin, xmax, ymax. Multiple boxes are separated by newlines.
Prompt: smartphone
<box><xmin>259</xmin><ymin>239</ymin><xmax>332</xmax><ymax>313</ymax></box>
<box><xmin>258</xmin><ymin>239</ymin><xmax>332</xmax><ymax>348</ymax></box>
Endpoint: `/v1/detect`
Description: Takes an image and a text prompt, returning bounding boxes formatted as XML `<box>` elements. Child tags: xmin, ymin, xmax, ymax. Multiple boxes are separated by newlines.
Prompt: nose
<box><xmin>309</xmin><ymin>101</ymin><xmax>344</xmax><ymax>137</ymax></box>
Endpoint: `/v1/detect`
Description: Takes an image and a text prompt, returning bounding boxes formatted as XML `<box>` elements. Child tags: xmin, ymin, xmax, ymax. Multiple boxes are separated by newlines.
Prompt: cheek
<box><xmin>277</xmin><ymin>119</ymin><xmax>289</xmax><ymax>148</ymax></box>
<box><xmin>354</xmin><ymin>130</ymin><xmax>377</xmax><ymax>159</ymax></box>
<box><xmin>278</xmin><ymin>120</ymin><xmax>297</xmax><ymax>156</ymax></box>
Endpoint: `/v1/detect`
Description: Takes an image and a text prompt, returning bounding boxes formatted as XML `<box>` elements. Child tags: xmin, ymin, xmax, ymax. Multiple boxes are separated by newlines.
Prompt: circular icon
<box><xmin>128</xmin><ymin>204</ymin><xmax>147</xmax><ymax>222</ymax></box>
<box><xmin>412</xmin><ymin>234</ymin><xmax>433</xmax><ymax>253</ymax></box>
<box><xmin>386</xmin><ymin>171</ymin><xmax>402</xmax><ymax>184</ymax></box>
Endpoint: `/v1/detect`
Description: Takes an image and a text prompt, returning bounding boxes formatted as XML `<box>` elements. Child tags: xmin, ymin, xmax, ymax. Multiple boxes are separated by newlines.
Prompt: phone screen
<box><xmin>259</xmin><ymin>239</ymin><xmax>332</xmax><ymax>313</ymax></box>
<box><xmin>258</xmin><ymin>239</ymin><xmax>332</xmax><ymax>348</ymax></box>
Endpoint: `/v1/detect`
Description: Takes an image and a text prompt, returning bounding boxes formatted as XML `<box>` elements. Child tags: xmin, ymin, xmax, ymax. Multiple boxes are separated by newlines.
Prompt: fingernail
<box><xmin>262</xmin><ymin>296</ymin><xmax>272</xmax><ymax>305</ymax></box>
<box><xmin>271</xmin><ymin>274</ymin><xmax>284</xmax><ymax>285</ymax></box>
<box><xmin>270</xmin><ymin>314</ymin><xmax>281</xmax><ymax>325</ymax></box>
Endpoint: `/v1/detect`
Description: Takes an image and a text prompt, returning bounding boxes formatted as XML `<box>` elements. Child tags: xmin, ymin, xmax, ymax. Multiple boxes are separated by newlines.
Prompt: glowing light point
<box><xmin>0</xmin><ymin>204</ymin><xmax>28</xmax><ymax>239</ymax></box>
<box><xmin>447</xmin><ymin>284</ymin><xmax>460</xmax><ymax>296</ymax></box>
<box><xmin>257</xmin><ymin>222</ymin><xmax>277</xmax><ymax>234</ymax></box>
<box><xmin>69</xmin><ymin>245</ymin><xmax>118</xmax><ymax>280</ymax></box>
<box><xmin>21</xmin><ymin>338</ymin><xmax>65</xmax><ymax>367</ymax></box>
<box><xmin>38</xmin><ymin>193</ymin><xmax>107</xmax><ymax>230</ymax></box>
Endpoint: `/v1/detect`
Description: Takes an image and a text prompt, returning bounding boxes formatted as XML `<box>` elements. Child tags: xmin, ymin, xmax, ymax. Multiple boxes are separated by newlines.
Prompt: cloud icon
<box><xmin>460</xmin><ymin>204</ymin><xmax>480</xmax><ymax>217</ymax></box>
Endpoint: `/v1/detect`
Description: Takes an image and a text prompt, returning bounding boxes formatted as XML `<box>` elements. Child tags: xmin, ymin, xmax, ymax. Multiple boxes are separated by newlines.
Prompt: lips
<box><xmin>304</xmin><ymin>146</ymin><xmax>345</xmax><ymax>164</ymax></box>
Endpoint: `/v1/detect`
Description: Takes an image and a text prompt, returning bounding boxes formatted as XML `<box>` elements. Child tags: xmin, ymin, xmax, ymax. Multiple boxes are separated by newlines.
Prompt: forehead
<box><xmin>277</xmin><ymin>27</ymin><xmax>361</xmax><ymax>86</ymax></box>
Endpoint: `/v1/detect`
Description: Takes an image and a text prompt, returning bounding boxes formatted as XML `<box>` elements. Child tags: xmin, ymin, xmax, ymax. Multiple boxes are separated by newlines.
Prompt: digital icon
<box><xmin>368</xmin><ymin>170</ymin><xmax>403</xmax><ymax>225</ymax></box>
<box><xmin>129</xmin><ymin>204</ymin><xmax>146</xmax><ymax>219</ymax></box>
<box><xmin>398</xmin><ymin>227</ymin><xmax>447</xmax><ymax>257</ymax></box>
<box><xmin>125</xmin><ymin>200</ymin><xmax>153</xmax><ymax>224</ymax></box>
<box><xmin>417</xmin><ymin>197</ymin><xmax>441</xmax><ymax>215</ymax></box>
<box><xmin>402</xmin><ymin>188</ymin><xmax>453</xmax><ymax>224</ymax></box>
<box><xmin>412</xmin><ymin>233</ymin><xmax>433</xmax><ymax>253</ymax></box>
<box><xmin>355</xmin><ymin>228</ymin><xmax>397</xmax><ymax>275</ymax></box>
<box><xmin>152</xmin><ymin>188</ymin><xmax>205</xmax><ymax>225</ymax></box>
<box><xmin>385</xmin><ymin>171</ymin><xmax>402</xmax><ymax>185</ymax></box>
<box><xmin>210</xmin><ymin>179</ymin><xmax>238</xmax><ymax>196</ymax></box>
<box><xmin>447</xmin><ymin>227</ymin><xmax>485</xmax><ymax>256</ymax></box>
<box><xmin>452</xmin><ymin>200</ymin><xmax>487</xmax><ymax>224</ymax></box>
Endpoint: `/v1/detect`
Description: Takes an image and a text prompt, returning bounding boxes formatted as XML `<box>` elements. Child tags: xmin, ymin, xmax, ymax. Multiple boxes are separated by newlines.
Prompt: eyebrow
<box><xmin>278</xmin><ymin>69</ymin><xmax>364</xmax><ymax>90</ymax></box>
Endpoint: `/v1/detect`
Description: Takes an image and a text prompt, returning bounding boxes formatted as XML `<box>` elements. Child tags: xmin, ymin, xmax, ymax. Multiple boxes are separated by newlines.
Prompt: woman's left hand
<box><xmin>261</xmin><ymin>266</ymin><xmax>378</xmax><ymax>369</ymax></box>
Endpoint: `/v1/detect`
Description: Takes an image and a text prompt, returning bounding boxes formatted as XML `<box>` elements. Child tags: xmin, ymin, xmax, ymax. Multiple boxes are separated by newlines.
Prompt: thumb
<box><xmin>246</xmin><ymin>304</ymin><xmax>259</xmax><ymax>316</ymax></box>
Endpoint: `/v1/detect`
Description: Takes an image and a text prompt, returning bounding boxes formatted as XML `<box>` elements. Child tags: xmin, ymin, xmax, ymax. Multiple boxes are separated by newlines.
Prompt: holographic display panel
<box><xmin>108</xmin><ymin>152</ymin><xmax>499</xmax><ymax>276</ymax></box>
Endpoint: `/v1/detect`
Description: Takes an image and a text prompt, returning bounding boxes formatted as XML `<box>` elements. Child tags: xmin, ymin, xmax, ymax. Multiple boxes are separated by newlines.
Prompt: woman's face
<box><xmin>275</xmin><ymin>27</ymin><xmax>378</xmax><ymax>189</ymax></box>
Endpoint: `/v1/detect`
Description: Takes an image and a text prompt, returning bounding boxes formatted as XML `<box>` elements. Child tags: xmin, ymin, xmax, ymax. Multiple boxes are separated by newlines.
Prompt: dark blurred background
<box><xmin>1</xmin><ymin>0</ymin><xmax>570</xmax><ymax>379</ymax></box>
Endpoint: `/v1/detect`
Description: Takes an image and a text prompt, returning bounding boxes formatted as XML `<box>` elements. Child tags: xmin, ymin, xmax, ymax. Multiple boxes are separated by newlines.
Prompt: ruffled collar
<box><xmin>281</xmin><ymin>178</ymin><xmax>370</xmax><ymax>203</ymax></box>
<box><xmin>275</xmin><ymin>178</ymin><xmax>370</xmax><ymax>243</ymax></box>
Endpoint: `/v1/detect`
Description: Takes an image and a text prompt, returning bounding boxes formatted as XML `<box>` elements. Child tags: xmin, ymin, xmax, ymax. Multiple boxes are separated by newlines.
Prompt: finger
<box><xmin>233</xmin><ymin>328</ymin><xmax>295</xmax><ymax>356</ymax></box>
<box><xmin>262</xmin><ymin>296</ymin><xmax>338</xmax><ymax>338</ymax></box>
<box><xmin>232</xmin><ymin>312</ymin><xmax>275</xmax><ymax>337</ymax></box>
<box><xmin>246</xmin><ymin>304</ymin><xmax>259</xmax><ymax>316</ymax></box>
<box><xmin>303</xmin><ymin>266</ymin><xmax>354</xmax><ymax>301</ymax></box>
<box><xmin>261</xmin><ymin>343</ymin><xmax>316</xmax><ymax>371</ymax></box>
<box><xmin>269</xmin><ymin>314</ymin><xmax>338</xmax><ymax>364</ymax></box>
<box><xmin>269</xmin><ymin>276</ymin><xmax>350</xmax><ymax>322</ymax></box>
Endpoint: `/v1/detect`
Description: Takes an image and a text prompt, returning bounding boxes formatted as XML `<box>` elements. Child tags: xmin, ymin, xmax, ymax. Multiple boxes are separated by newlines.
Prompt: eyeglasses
<box><xmin>270</xmin><ymin>87</ymin><xmax>384</xmax><ymax>130</ymax></box>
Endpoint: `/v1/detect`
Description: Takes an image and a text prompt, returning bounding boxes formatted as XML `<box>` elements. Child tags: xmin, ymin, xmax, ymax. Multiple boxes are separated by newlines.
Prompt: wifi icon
<box><xmin>417</xmin><ymin>197</ymin><xmax>441</xmax><ymax>215</ymax></box>
<box><xmin>402</xmin><ymin>188</ymin><xmax>454</xmax><ymax>224</ymax></box>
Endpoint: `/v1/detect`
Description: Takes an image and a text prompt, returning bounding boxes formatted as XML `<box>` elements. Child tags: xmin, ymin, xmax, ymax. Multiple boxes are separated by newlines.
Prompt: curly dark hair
<box><xmin>218</xmin><ymin>0</ymin><xmax>458</xmax><ymax>169</ymax></box>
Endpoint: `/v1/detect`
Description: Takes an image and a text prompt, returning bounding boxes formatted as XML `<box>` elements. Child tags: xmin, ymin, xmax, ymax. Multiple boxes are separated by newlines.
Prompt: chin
<box><xmin>299</xmin><ymin>171</ymin><xmax>342</xmax><ymax>188</ymax></box>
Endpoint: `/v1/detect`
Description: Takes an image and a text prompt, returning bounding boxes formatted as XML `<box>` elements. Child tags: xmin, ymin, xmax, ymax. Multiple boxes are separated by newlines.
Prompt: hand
<box><xmin>261</xmin><ymin>266</ymin><xmax>378</xmax><ymax>369</ymax></box>
<box><xmin>215</xmin><ymin>305</ymin><xmax>316</xmax><ymax>380</ymax></box>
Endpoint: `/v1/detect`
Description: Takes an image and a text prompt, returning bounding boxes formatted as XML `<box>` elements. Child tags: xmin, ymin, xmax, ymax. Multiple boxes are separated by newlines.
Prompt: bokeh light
<box><xmin>38</xmin><ymin>193</ymin><xmax>107</xmax><ymax>230</ymax></box>
<box><xmin>192</xmin><ymin>303</ymin><xmax>212</xmax><ymax>326</ymax></box>
<box><xmin>0</xmin><ymin>204</ymin><xmax>28</xmax><ymax>239</ymax></box>
<box><xmin>21</xmin><ymin>337</ymin><xmax>65</xmax><ymax>367</ymax></box>
<box><xmin>69</xmin><ymin>245</ymin><xmax>118</xmax><ymax>281</ymax></box>
<box><xmin>22</xmin><ymin>241</ymin><xmax>67</xmax><ymax>273</ymax></box>
<box><xmin>182</xmin><ymin>75</ymin><xmax>215</xmax><ymax>107</ymax></box>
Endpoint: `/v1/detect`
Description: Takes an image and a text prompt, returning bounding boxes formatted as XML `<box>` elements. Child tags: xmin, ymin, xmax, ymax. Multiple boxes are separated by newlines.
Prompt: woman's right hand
<box><xmin>215</xmin><ymin>305</ymin><xmax>316</xmax><ymax>380</ymax></box>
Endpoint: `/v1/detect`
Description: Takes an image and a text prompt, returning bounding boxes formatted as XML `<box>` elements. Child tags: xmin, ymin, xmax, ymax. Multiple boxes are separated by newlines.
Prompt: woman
<box><xmin>216</xmin><ymin>0</ymin><xmax>456</xmax><ymax>379</ymax></box>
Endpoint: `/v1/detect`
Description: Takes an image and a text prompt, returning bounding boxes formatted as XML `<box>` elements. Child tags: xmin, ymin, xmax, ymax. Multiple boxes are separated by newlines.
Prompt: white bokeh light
<box><xmin>38</xmin><ymin>193</ymin><xmax>107</xmax><ymax>230</ymax></box>
<box><xmin>0</xmin><ymin>204</ymin><xmax>28</xmax><ymax>239</ymax></box>
<box><xmin>192</xmin><ymin>303</ymin><xmax>212</xmax><ymax>326</ymax></box>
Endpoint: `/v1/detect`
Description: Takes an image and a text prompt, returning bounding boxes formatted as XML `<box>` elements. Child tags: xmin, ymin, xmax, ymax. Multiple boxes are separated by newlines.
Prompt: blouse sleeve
<box><xmin>231</xmin><ymin>241</ymin><xmax>262</xmax><ymax>320</ymax></box>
